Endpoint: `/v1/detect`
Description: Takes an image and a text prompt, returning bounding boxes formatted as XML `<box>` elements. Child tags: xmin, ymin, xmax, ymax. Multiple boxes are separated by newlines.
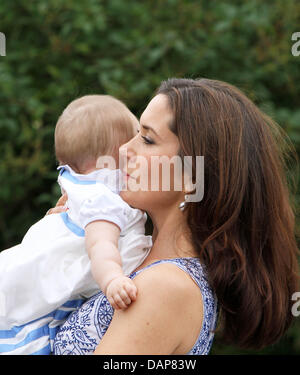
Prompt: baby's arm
<box><xmin>85</xmin><ymin>220</ymin><xmax>137</xmax><ymax>310</ymax></box>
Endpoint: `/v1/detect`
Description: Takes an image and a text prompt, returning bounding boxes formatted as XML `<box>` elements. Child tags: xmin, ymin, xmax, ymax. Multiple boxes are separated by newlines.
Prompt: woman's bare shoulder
<box><xmin>94</xmin><ymin>259</ymin><xmax>203</xmax><ymax>354</ymax></box>
<box><xmin>133</xmin><ymin>260</ymin><xmax>200</xmax><ymax>298</ymax></box>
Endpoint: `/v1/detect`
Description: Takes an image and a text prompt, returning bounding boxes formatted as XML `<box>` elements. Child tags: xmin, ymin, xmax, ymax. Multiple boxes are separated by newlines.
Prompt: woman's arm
<box><xmin>93</xmin><ymin>263</ymin><xmax>203</xmax><ymax>355</ymax></box>
<box><xmin>85</xmin><ymin>220</ymin><xmax>137</xmax><ymax>310</ymax></box>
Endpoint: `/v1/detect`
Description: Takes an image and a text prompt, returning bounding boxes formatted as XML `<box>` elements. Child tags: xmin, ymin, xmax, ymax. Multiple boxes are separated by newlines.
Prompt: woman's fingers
<box><xmin>45</xmin><ymin>194</ymin><xmax>68</xmax><ymax>216</ymax></box>
<box><xmin>56</xmin><ymin>193</ymin><xmax>68</xmax><ymax>207</ymax></box>
<box><xmin>45</xmin><ymin>206</ymin><xmax>68</xmax><ymax>216</ymax></box>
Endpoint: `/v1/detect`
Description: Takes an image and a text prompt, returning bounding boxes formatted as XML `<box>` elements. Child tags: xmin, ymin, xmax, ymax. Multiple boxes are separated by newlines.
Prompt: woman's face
<box><xmin>119</xmin><ymin>94</ymin><xmax>184</xmax><ymax>212</ymax></box>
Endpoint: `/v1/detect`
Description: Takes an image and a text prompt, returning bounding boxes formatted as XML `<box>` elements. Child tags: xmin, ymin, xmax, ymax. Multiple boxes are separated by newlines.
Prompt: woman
<box><xmin>50</xmin><ymin>78</ymin><xmax>299</xmax><ymax>354</ymax></box>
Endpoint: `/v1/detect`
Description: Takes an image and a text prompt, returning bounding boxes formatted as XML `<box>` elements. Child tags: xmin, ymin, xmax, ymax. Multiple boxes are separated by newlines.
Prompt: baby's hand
<box><xmin>106</xmin><ymin>276</ymin><xmax>137</xmax><ymax>310</ymax></box>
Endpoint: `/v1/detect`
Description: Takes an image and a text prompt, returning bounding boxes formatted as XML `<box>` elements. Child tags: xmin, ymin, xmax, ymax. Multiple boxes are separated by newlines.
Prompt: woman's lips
<box><xmin>122</xmin><ymin>172</ymin><xmax>134</xmax><ymax>180</ymax></box>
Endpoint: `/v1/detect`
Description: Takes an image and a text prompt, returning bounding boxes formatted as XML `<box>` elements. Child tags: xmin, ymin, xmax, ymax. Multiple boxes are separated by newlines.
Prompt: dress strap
<box><xmin>129</xmin><ymin>257</ymin><xmax>205</xmax><ymax>288</ymax></box>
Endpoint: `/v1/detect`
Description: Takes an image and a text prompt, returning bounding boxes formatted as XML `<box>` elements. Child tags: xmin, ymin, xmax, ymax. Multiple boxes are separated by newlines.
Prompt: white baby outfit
<box><xmin>0</xmin><ymin>165</ymin><xmax>152</xmax><ymax>354</ymax></box>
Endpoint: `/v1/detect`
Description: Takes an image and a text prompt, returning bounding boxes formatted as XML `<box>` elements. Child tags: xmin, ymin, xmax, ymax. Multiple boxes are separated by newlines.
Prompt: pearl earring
<box><xmin>179</xmin><ymin>194</ymin><xmax>189</xmax><ymax>211</ymax></box>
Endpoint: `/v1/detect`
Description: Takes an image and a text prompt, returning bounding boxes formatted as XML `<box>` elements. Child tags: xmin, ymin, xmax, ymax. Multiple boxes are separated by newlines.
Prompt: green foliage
<box><xmin>0</xmin><ymin>0</ymin><xmax>299</xmax><ymax>354</ymax></box>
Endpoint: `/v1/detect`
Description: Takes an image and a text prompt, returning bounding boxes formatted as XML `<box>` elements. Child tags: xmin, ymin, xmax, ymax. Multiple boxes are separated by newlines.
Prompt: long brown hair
<box><xmin>157</xmin><ymin>78</ymin><xmax>299</xmax><ymax>349</ymax></box>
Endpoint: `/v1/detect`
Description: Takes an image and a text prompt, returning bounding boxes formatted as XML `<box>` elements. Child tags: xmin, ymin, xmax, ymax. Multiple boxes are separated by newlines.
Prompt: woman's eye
<box><xmin>141</xmin><ymin>135</ymin><xmax>154</xmax><ymax>145</ymax></box>
<box><xmin>137</xmin><ymin>130</ymin><xmax>154</xmax><ymax>145</ymax></box>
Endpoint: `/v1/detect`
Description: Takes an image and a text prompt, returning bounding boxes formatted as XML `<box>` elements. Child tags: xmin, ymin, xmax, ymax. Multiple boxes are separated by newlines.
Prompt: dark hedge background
<box><xmin>0</xmin><ymin>0</ymin><xmax>299</xmax><ymax>354</ymax></box>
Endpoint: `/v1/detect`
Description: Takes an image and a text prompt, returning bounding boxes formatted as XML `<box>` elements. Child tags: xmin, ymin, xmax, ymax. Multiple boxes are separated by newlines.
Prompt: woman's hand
<box><xmin>45</xmin><ymin>193</ymin><xmax>68</xmax><ymax>216</ymax></box>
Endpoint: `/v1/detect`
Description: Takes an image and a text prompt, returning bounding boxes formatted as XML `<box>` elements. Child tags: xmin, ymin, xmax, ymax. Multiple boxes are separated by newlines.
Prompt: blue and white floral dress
<box><xmin>53</xmin><ymin>257</ymin><xmax>218</xmax><ymax>355</ymax></box>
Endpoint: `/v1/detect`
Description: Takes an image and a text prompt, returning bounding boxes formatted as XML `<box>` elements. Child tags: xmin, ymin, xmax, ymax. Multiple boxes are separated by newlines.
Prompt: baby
<box><xmin>0</xmin><ymin>95</ymin><xmax>152</xmax><ymax>355</ymax></box>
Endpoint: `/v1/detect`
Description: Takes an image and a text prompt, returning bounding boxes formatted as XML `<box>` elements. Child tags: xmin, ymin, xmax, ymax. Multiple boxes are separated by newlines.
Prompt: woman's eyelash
<box><xmin>142</xmin><ymin>136</ymin><xmax>154</xmax><ymax>145</ymax></box>
<box><xmin>137</xmin><ymin>130</ymin><xmax>154</xmax><ymax>145</ymax></box>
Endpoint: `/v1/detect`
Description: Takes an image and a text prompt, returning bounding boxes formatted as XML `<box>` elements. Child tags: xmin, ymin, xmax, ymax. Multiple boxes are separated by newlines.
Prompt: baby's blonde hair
<box><xmin>55</xmin><ymin>95</ymin><xmax>137</xmax><ymax>173</ymax></box>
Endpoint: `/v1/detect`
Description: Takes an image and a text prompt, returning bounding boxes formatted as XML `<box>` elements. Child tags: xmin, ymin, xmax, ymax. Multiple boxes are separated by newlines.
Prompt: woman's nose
<box><xmin>119</xmin><ymin>138</ymin><xmax>136</xmax><ymax>159</ymax></box>
<box><xmin>119</xmin><ymin>143</ymin><xmax>136</xmax><ymax>171</ymax></box>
